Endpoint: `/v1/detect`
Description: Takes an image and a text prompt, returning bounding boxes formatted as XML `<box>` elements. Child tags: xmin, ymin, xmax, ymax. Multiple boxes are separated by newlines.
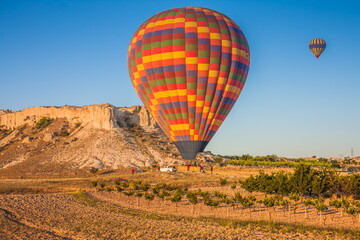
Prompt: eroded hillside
<box><xmin>0</xmin><ymin>104</ymin><xmax>201</xmax><ymax>177</ymax></box>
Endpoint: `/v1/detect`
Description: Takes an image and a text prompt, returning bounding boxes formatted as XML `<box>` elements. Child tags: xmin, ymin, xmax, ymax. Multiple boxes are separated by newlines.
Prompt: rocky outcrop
<box><xmin>0</xmin><ymin>104</ymin><xmax>181</xmax><ymax>176</ymax></box>
<box><xmin>0</xmin><ymin>110</ymin><xmax>12</xmax><ymax>116</ymax></box>
<box><xmin>0</xmin><ymin>104</ymin><xmax>157</xmax><ymax>130</ymax></box>
<box><xmin>115</xmin><ymin>106</ymin><xmax>158</xmax><ymax>130</ymax></box>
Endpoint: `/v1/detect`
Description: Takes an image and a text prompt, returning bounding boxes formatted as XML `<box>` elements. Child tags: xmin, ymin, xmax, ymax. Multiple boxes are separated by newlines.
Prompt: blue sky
<box><xmin>1</xmin><ymin>0</ymin><xmax>359</xmax><ymax>158</ymax></box>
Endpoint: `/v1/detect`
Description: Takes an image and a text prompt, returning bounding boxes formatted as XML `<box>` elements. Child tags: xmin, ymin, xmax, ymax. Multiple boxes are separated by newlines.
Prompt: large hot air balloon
<box><xmin>309</xmin><ymin>38</ymin><xmax>326</xmax><ymax>58</ymax></box>
<box><xmin>128</xmin><ymin>7</ymin><xmax>250</xmax><ymax>160</ymax></box>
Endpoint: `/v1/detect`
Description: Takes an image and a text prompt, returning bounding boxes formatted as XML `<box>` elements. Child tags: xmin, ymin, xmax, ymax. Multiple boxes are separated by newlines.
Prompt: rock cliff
<box><xmin>0</xmin><ymin>104</ymin><xmax>191</xmax><ymax>176</ymax></box>
<box><xmin>0</xmin><ymin>104</ymin><xmax>158</xmax><ymax>130</ymax></box>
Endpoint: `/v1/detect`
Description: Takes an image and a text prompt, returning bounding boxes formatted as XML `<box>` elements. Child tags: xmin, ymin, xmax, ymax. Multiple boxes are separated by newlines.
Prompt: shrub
<box><xmin>91</xmin><ymin>181</ymin><xmax>98</xmax><ymax>187</ymax></box>
<box><xmin>219</xmin><ymin>178</ymin><xmax>228</xmax><ymax>186</ymax></box>
<box><xmin>60</xmin><ymin>130</ymin><xmax>70</xmax><ymax>137</ymax></box>
<box><xmin>158</xmin><ymin>190</ymin><xmax>170</xmax><ymax>201</ymax></box>
<box><xmin>89</xmin><ymin>167</ymin><xmax>98</xmax><ymax>175</ymax></box>
<box><xmin>144</xmin><ymin>193</ymin><xmax>155</xmax><ymax>204</ymax></box>
<box><xmin>170</xmin><ymin>192</ymin><xmax>183</xmax><ymax>207</ymax></box>
<box><xmin>35</xmin><ymin>117</ymin><xmax>53</xmax><ymax>129</ymax></box>
<box><xmin>186</xmin><ymin>192</ymin><xmax>198</xmax><ymax>205</ymax></box>
<box><xmin>140</xmin><ymin>183</ymin><xmax>150</xmax><ymax>191</ymax></box>
<box><xmin>121</xmin><ymin>182</ymin><xmax>129</xmax><ymax>188</ymax></box>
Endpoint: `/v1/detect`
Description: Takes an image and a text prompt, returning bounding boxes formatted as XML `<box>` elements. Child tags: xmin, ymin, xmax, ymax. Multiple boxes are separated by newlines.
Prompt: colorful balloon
<box><xmin>128</xmin><ymin>7</ymin><xmax>250</xmax><ymax>159</ymax></box>
<box><xmin>309</xmin><ymin>38</ymin><xmax>326</xmax><ymax>58</ymax></box>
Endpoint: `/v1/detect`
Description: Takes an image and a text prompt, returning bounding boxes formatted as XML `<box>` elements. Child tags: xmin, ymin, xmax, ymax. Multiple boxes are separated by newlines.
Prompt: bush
<box><xmin>35</xmin><ymin>117</ymin><xmax>53</xmax><ymax>129</ymax></box>
<box><xmin>123</xmin><ymin>191</ymin><xmax>135</xmax><ymax>197</ymax></box>
<box><xmin>89</xmin><ymin>167</ymin><xmax>98</xmax><ymax>175</ymax></box>
<box><xmin>170</xmin><ymin>192</ymin><xmax>183</xmax><ymax>205</ymax></box>
<box><xmin>91</xmin><ymin>181</ymin><xmax>98</xmax><ymax>187</ymax></box>
<box><xmin>186</xmin><ymin>192</ymin><xmax>198</xmax><ymax>205</ymax></box>
<box><xmin>60</xmin><ymin>130</ymin><xmax>70</xmax><ymax>137</ymax></box>
<box><xmin>219</xmin><ymin>178</ymin><xmax>228</xmax><ymax>186</ymax></box>
<box><xmin>144</xmin><ymin>193</ymin><xmax>155</xmax><ymax>203</ymax></box>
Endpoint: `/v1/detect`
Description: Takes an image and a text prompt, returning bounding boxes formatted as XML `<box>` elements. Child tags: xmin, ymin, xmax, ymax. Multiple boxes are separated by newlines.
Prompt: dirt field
<box><xmin>0</xmin><ymin>193</ymin><xmax>357</xmax><ymax>240</ymax></box>
<box><xmin>0</xmin><ymin>168</ymin><xmax>359</xmax><ymax>239</ymax></box>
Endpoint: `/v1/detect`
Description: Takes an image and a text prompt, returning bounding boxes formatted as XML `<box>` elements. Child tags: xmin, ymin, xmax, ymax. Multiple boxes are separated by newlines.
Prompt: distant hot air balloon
<box><xmin>128</xmin><ymin>7</ymin><xmax>250</xmax><ymax>160</ymax></box>
<box><xmin>309</xmin><ymin>38</ymin><xmax>326</xmax><ymax>58</ymax></box>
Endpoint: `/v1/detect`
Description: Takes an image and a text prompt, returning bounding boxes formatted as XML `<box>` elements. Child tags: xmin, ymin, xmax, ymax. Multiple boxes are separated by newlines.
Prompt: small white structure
<box><xmin>159</xmin><ymin>166</ymin><xmax>177</xmax><ymax>172</ymax></box>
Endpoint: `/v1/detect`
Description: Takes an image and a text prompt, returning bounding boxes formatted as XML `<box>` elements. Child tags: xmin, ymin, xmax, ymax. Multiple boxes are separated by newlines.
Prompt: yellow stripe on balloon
<box><xmin>208</xmin><ymin>70</ymin><xmax>219</xmax><ymax>77</ymax></box>
<box><xmin>187</xmin><ymin>95</ymin><xmax>196</xmax><ymax>101</ymax></box>
<box><xmin>186</xmin><ymin>57</ymin><xmax>198</xmax><ymax>64</ymax></box>
<box><xmin>153</xmin><ymin>89</ymin><xmax>187</xmax><ymax>99</ymax></box>
<box><xmin>222</xmin><ymin>40</ymin><xmax>231</xmax><ymax>47</ymax></box>
<box><xmin>174</xmin><ymin>18</ymin><xmax>185</xmax><ymax>23</ymax></box>
<box><xmin>170</xmin><ymin>124</ymin><xmax>190</xmax><ymax>131</ymax></box>
<box><xmin>185</xmin><ymin>22</ymin><xmax>197</xmax><ymax>27</ymax></box>
<box><xmin>137</xmin><ymin>64</ymin><xmax>144</xmax><ymax>71</ymax></box>
<box><xmin>196</xmin><ymin>101</ymin><xmax>204</xmax><ymax>107</ymax></box>
<box><xmin>163</xmin><ymin>19</ymin><xmax>174</xmax><ymax>25</ymax></box>
<box><xmin>198</xmin><ymin>27</ymin><xmax>209</xmax><ymax>33</ymax></box>
<box><xmin>143</xmin><ymin>51</ymin><xmax>185</xmax><ymax>63</ymax></box>
<box><xmin>198</xmin><ymin>64</ymin><xmax>209</xmax><ymax>71</ymax></box>
<box><xmin>210</xmin><ymin>33</ymin><xmax>221</xmax><ymax>39</ymax></box>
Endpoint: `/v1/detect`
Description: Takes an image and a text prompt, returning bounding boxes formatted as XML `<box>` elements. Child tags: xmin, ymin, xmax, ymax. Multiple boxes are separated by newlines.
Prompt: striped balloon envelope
<box><xmin>309</xmin><ymin>38</ymin><xmax>326</xmax><ymax>58</ymax></box>
<box><xmin>128</xmin><ymin>7</ymin><xmax>250</xmax><ymax>160</ymax></box>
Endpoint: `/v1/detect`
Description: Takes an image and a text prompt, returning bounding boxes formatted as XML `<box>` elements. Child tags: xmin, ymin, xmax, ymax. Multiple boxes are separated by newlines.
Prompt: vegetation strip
<box><xmin>73</xmin><ymin>191</ymin><xmax>360</xmax><ymax>238</ymax></box>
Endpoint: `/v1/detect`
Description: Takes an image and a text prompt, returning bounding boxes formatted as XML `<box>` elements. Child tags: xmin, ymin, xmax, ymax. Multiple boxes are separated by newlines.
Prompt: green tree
<box><xmin>303</xmin><ymin>198</ymin><xmax>314</xmax><ymax>219</ymax></box>
<box><xmin>186</xmin><ymin>192</ymin><xmax>198</xmax><ymax>215</ymax></box>
<box><xmin>223</xmin><ymin>197</ymin><xmax>235</xmax><ymax>218</ymax></box>
<box><xmin>144</xmin><ymin>193</ymin><xmax>155</xmax><ymax>205</ymax></box>
<box><xmin>345</xmin><ymin>206</ymin><xmax>359</xmax><ymax>224</ymax></box>
<box><xmin>290</xmin><ymin>165</ymin><xmax>315</xmax><ymax>196</ymax></box>
<box><xmin>261</xmin><ymin>196</ymin><xmax>276</xmax><ymax>221</ymax></box>
<box><xmin>313</xmin><ymin>198</ymin><xmax>328</xmax><ymax>225</ymax></box>
<box><xmin>170</xmin><ymin>192</ymin><xmax>183</xmax><ymax>210</ymax></box>
<box><xmin>329</xmin><ymin>198</ymin><xmax>342</xmax><ymax>220</ymax></box>
<box><xmin>158</xmin><ymin>190</ymin><xmax>170</xmax><ymax>201</ymax></box>
<box><xmin>135</xmin><ymin>192</ymin><xmax>144</xmax><ymax>206</ymax></box>
<box><xmin>35</xmin><ymin>117</ymin><xmax>53</xmax><ymax>129</ymax></box>
<box><xmin>311</xmin><ymin>169</ymin><xmax>333</xmax><ymax>197</ymax></box>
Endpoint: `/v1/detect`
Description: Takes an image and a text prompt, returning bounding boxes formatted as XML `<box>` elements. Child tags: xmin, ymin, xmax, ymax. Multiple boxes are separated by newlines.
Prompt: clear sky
<box><xmin>1</xmin><ymin>0</ymin><xmax>359</xmax><ymax>158</ymax></box>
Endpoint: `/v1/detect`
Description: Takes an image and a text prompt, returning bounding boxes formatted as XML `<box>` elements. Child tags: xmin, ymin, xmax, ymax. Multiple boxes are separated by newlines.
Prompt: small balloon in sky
<box><xmin>128</xmin><ymin>7</ymin><xmax>250</xmax><ymax>160</ymax></box>
<box><xmin>309</xmin><ymin>38</ymin><xmax>326</xmax><ymax>58</ymax></box>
